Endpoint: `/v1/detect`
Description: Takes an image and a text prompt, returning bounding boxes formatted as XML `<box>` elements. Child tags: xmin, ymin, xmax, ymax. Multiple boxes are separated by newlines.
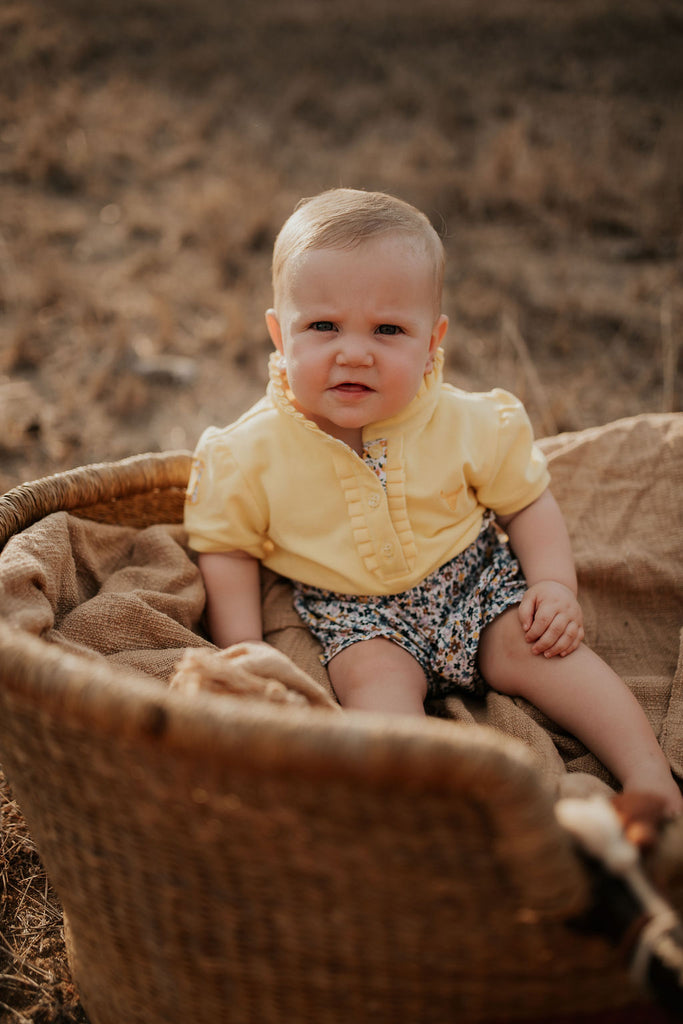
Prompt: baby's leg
<box><xmin>479</xmin><ymin>608</ymin><xmax>682</xmax><ymax>813</ymax></box>
<box><xmin>328</xmin><ymin>637</ymin><xmax>428</xmax><ymax>715</ymax></box>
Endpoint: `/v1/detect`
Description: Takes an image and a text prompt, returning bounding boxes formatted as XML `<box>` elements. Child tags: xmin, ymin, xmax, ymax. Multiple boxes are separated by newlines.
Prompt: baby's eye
<box><xmin>310</xmin><ymin>321</ymin><xmax>336</xmax><ymax>332</ymax></box>
<box><xmin>376</xmin><ymin>324</ymin><xmax>402</xmax><ymax>336</ymax></box>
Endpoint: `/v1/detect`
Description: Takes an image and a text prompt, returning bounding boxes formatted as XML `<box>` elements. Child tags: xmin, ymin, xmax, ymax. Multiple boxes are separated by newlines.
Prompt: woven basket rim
<box><xmin>0</xmin><ymin>617</ymin><xmax>552</xmax><ymax>802</ymax></box>
<box><xmin>0</xmin><ymin>450</ymin><xmax>192</xmax><ymax>548</ymax></box>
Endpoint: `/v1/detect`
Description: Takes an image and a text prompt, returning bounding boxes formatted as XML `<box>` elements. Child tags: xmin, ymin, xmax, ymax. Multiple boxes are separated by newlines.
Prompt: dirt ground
<box><xmin>1</xmin><ymin>0</ymin><xmax>682</xmax><ymax>498</ymax></box>
<box><xmin>0</xmin><ymin>0</ymin><xmax>682</xmax><ymax>1020</ymax></box>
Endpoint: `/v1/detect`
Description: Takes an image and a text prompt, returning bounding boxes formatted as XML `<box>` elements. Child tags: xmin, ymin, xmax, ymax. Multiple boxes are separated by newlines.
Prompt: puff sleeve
<box><xmin>183</xmin><ymin>427</ymin><xmax>269</xmax><ymax>557</ymax></box>
<box><xmin>472</xmin><ymin>389</ymin><xmax>550</xmax><ymax>516</ymax></box>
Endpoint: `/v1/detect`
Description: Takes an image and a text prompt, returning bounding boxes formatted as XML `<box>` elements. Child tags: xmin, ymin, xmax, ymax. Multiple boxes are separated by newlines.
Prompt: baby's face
<box><xmin>266</xmin><ymin>233</ymin><xmax>448</xmax><ymax>451</ymax></box>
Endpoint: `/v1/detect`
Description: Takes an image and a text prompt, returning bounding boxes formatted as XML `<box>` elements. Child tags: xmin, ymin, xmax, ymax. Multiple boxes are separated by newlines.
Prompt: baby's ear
<box><xmin>426</xmin><ymin>314</ymin><xmax>448</xmax><ymax>369</ymax></box>
<box><xmin>265</xmin><ymin>309</ymin><xmax>283</xmax><ymax>353</ymax></box>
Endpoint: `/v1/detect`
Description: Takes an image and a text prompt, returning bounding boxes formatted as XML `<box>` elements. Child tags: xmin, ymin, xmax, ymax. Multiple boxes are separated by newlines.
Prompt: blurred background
<box><xmin>1</xmin><ymin>0</ymin><xmax>681</xmax><ymax>492</ymax></box>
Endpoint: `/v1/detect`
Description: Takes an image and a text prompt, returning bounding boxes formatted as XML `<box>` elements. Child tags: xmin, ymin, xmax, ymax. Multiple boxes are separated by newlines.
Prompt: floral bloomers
<box><xmin>293</xmin><ymin>511</ymin><xmax>527</xmax><ymax>700</ymax></box>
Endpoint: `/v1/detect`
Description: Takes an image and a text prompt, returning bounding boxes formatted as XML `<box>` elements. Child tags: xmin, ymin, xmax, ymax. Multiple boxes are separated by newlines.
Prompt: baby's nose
<box><xmin>336</xmin><ymin>339</ymin><xmax>374</xmax><ymax>366</ymax></box>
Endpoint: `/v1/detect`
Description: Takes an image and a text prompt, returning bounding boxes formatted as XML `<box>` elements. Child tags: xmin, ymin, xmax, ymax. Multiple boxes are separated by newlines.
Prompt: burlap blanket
<box><xmin>1</xmin><ymin>413</ymin><xmax>681</xmax><ymax>796</ymax></box>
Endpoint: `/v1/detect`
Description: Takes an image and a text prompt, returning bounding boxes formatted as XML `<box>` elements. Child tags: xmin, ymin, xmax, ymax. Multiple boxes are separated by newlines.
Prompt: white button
<box><xmin>367</xmin><ymin>493</ymin><xmax>381</xmax><ymax>509</ymax></box>
<box><xmin>382</xmin><ymin>543</ymin><xmax>394</xmax><ymax>558</ymax></box>
<box><xmin>367</xmin><ymin>442</ymin><xmax>384</xmax><ymax>459</ymax></box>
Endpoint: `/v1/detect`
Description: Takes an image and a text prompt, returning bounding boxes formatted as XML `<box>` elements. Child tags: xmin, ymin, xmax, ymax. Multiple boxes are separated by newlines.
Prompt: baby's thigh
<box><xmin>328</xmin><ymin>638</ymin><xmax>428</xmax><ymax>714</ymax></box>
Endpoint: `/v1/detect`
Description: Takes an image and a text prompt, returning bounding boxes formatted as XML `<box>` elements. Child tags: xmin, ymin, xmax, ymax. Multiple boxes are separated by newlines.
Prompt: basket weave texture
<box><xmin>0</xmin><ymin>442</ymin><xmax>677</xmax><ymax>1023</ymax></box>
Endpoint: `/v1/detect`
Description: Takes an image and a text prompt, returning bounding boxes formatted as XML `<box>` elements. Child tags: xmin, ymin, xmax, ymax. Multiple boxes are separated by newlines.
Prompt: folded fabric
<box><xmin>170</xmin><ymin>641</ymin><xmax>340</xmax><ymax>710</ymax></box>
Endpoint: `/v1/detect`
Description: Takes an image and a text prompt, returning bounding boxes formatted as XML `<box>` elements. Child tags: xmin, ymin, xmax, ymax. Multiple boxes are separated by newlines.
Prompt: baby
<box><xmin>185</xmin><ymin>187</ymin><xmax>682</xmax><ymax>814</ymax></box>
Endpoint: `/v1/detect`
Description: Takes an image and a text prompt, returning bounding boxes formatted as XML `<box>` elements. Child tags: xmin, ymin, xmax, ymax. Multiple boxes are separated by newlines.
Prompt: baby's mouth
<box><xmin>332</xmin><ymin>382</ymin><xmax>373</xmax><ymax>393</ymax></box>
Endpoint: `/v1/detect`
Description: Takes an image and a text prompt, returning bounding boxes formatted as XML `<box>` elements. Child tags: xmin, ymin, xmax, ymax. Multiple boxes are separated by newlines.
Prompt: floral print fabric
<box><xmin>294</xmin><ymin>504</ymin><xmax>527</xmax><ymax>699</ymax></box>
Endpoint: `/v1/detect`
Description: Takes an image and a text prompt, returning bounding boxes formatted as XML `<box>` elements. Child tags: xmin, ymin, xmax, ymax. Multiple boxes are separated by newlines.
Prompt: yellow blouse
<box><xmin>184</xmin><ymin>350</ymin><xmax>550</xmax><ymax>596</ymax></box>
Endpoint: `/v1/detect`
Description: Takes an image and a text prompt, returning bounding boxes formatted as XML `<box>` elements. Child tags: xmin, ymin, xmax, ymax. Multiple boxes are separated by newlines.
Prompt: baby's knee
<box><xmin>328</xmin><ymin>638</ymin><xmax>427</xmax><ymax>712</ymax></box>
<box><xmin>478</xmin><ymin>609</ymin><xmax>534</xmax><ymax>694</ymax></box>
<box><xmin>329</xmin><ymin>661</ymin><xmax>371</xmax><ymax>706</ymax></box>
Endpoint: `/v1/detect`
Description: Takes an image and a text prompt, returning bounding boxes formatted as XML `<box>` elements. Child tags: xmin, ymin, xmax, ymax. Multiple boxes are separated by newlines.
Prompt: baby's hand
<box><xmin>518</xmin><ymin>581</ymin><xmax>584</xmax><ymax>658</ymax></box>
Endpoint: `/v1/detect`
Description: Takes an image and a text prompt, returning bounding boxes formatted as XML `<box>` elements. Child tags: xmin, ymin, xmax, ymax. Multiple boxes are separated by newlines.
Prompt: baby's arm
<box><xmin>198</xmin><ymin>551</ymin><xmax>263</xmax><ymax>648</ymax></box>
<box><xmin>498</xmin><ymin>489</ymin><xmax>584</xmax><ymax>658</ymax></box>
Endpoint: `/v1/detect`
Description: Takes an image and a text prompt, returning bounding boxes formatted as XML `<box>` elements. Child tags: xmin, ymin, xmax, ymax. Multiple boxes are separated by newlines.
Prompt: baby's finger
<box><xmin>530</xmin><ymin>615</ymin><xmax>569</xmax><ymax>655</ymax></box>
<box><xmin>557</xmin><ymin>623</ymin><xmax>585</xmax><ymax>657</ymax></box>
<box><xmin>525</xmin><ymin>605</ymin><xmax>560</xmax><ymax>645</ymax></box>
<box><xmin>542</xmin><ymin>622</ymin><xmax>584</xmax><ymax>658</ymax></box>
<box><xmin>518</xmin><ymin>591</ymin><xmax>538</xmax><ymax>634</ymax></box>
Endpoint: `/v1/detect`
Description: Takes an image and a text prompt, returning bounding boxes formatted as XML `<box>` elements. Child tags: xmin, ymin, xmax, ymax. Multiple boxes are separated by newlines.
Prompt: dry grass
<box><xmin>0</xmin><ymin>0</ymin><xmax>682</xmax><ymax>1019</ymax></box>
<box><xmin>1</xmin><ymin>776</ymin><xmax>86</xmax><ymax>1023</ymax></box>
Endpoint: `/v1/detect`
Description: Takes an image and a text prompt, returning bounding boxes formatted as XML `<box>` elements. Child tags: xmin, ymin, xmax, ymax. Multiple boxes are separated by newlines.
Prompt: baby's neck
<box><xmin>326</xmin><ymin>425</ymin><xmax>364</xmax><ymax>455</ymax></box>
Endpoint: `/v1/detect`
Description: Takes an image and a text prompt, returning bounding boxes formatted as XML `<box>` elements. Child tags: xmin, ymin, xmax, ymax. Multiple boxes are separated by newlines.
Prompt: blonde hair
<box><xmin>272</xmin><ymin>188</ymin><xmax>445</xmax><ymax>313</ymax></box>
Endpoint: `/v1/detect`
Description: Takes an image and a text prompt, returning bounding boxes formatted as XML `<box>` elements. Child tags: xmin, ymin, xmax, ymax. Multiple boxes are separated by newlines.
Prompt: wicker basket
<box><xmin>0</xmin><ymin>454</ymin><xmax>662</xmax><ymax>1023</ymax></box>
